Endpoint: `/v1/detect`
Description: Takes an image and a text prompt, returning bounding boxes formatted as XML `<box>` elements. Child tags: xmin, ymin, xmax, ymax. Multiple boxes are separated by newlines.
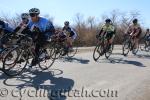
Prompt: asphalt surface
<box><xmin>0</xmin><ymin>45</ymin><xmax>150</xmax><ymax>100</ymax></box>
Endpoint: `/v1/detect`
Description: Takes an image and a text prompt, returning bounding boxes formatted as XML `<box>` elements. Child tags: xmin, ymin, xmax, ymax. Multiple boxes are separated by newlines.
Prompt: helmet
<box><xmin>29</xmin><ymin>8</ymin><xmax>40</xmax><ymax>15</ymax></box>
<box><xmin>133</xmin><ymin>19</ymin><xmax>138</xmax><ymax>23</ymax></box>
<box><xmin>146</xmin><ymin>28</ymin><xmax>149</xmax><ymax>31</ymax></box>
<box><xmin>21</xmin><ymin>13</ymin><xmax>29</xmax><ymax>19</ymax></box>
<box><xmin>105</xmin><ymin>18</ymin><xmax>111</xmax><ymax>23</ymax></box>
<box><xmin>64</xmin><ymin>21</ymin><xmax>69</xmax><ymax>26</ymax></box>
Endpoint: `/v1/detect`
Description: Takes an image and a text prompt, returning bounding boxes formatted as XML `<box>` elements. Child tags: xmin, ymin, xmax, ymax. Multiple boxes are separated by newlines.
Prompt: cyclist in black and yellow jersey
<box><xmin>97</xmin><ymin>18</ymin><xmax>115</xmax><ymax>49</ymax></box>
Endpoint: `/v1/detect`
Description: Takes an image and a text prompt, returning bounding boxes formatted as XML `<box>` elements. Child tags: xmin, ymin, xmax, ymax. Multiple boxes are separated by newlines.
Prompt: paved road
<box><xmin>0</xmin><ymin>46</ymin><xmax>150</xmax><ymax>100</ymax></box>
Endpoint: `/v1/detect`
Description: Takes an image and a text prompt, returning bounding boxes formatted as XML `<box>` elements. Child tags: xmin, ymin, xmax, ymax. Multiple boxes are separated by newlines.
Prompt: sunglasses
<box><xmin>29</xmin><ymin>13</ymin><xmax>37</xmax><ymax>17</ymax></box>
<box><xmin>22</xmin><ymin>18</ymin><xmax>27</xmax><ymax>20</ymax></box>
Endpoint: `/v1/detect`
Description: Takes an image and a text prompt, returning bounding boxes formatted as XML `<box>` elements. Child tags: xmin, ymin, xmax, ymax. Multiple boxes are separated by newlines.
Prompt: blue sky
<box><xmin>0</xmin><ymin>0</ymin><xmax>149</xmax><ymax>27</ymax></box>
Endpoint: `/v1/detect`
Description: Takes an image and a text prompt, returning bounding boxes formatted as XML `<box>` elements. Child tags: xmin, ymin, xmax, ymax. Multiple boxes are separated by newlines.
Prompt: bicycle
<box><xmin>139</xmin><ymin>35</ymin><xmax>150</xmax><ymax>52</ymax></box>
<box><xmin>0</xmin><ymin>32</ymin><xmax>19</xmax><ymax>62</ymax></box>
<box><xmin>93</xmin><ymin>32</ymin><xmax>114</xmax><ymax>61</ymax></box>
<box><xmin>122</xmin><ymin>33</ymin><xmax>139</xmax><ymax>56</ymax></box>
<box><xmin>51</xmin><ymin>32</ymin><xmax>79</xmax><ymax>59</ymax></box>
<box><xmin>2</xmin><ymin>33</ymin><xmax>56</xmax><ymax>77</ymax></box>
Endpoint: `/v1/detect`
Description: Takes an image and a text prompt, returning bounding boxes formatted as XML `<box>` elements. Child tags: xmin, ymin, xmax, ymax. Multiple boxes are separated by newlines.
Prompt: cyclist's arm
<box><xmin>99</xmin><ymin>25</ymin><xmax>106</xmax><ymax>34</ymax></box>
<box><xmin>44</xmin><ymin>21</ymin><xmax>55</xmax><ymax>40</ymax></box>
<box><xmin>13</xmin><ymin>26</ymin><xmax>21</xmax><ymax>33</ymax></box>
<box><xmin>45</xmin><ymin>21</ymin><xmax>55</xmax><ymax>33</ymax></box>
<box><xmin>126</xmin><ymin>26</ymin><xmax>132</xmax><ymax>34</ymax></box>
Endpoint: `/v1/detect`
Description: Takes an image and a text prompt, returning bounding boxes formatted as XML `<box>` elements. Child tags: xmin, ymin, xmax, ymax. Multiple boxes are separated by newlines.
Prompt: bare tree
<box><xmin>74</xmin><ymin>13</ymin><xmax>84</xmax><ymax>32</ymax></box>
<box><xmin>110</xmin><ymin>10</ymin><xmax>120</xmax><ymax>25</ymax></box>
<box><xmin>87</xmin><ymin>16</ymin><xmax>95</xmax><ymax>29</ymax></box>
<box><xmin>43</xmin><ymin>14</ymin><xmax>54</xmax><ymax>23</ymax></box>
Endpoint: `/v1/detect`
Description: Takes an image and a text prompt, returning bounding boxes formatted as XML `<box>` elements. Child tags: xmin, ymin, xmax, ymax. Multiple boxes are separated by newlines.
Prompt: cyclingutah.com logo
<box><xmin>0</xmin><ymin>86</ymin><xmax>118</xmax><ymax>99</ymax></box>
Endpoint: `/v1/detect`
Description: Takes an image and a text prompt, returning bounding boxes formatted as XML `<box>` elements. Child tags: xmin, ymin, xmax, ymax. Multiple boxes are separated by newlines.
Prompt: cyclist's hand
<box><xmin>33</xmin><ymin>26</ymin><xmax>41</xmax><ymax>33</ymax></box>
<box><xmin>31</xmin><ymin>25</ymin><xmax>41</xmax><ymax>33</ymax></box>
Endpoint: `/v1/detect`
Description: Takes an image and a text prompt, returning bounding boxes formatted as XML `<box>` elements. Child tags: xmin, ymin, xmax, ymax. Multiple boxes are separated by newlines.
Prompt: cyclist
<box><xmin>0</xmin><ymin>19</ymin><xmax>13</xmax><ymax>52</ymax></box>
<box><xmin>27</xmin><ymin>8</ymin><xmax>55</xmax><ymax>66</ymax></box>
<box><xmin>97</xmin><ymin>18</ymin><xmax>115</xmax><ymax>51</ymax></box>
<box><xmin>14</xmin><ymin>13</ymin><xmax>29</xmax><ymax>34</ymax></box>
<box><xmin>144</xmin><ymin>28</ymin><xmax>150</xmax><ymax>46</ymax></box>
<box><xmin>126</xmin><ymin>19</ymin><xmax>142</xmax><ymax>53</ymax></box>
<box><xmin>0</xmin><ymin>19</ymin><xmax>13</xmax><ymax>35</ymax></box>
<box><xmin>62</xmin><ymin>21</ymin><xmax>77</xmax><ymax>56</ymax></box>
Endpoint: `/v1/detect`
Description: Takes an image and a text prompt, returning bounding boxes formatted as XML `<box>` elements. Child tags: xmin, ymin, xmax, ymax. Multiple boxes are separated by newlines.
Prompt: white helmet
<box><xmin>29</xmin><ymin>8</ymin><xmax>40</xmax><ymax>15</ymax></box>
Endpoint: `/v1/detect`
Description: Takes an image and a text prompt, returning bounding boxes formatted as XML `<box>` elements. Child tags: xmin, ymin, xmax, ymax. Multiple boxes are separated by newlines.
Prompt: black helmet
<box><xmin>146</xmin><ymin>28</ymin><xmax>149</xmax><ymax>31</ymax></box>
<box><xmin>64</xmin><ymin>21</ymin><xmax>69</xmax><ymax>26</ymax></box>
<box><xmin>133</xmin><ymin>19</ymin><xmax>138</xmax><ymax>24</ymax></box>
<box><xmin>29</xmin><ymin>8</ymin><xmax>40</xmax><ymax>15</ymax></box>
<box><xmin>105</xmin><ymin>18</ymin><xmax>111</xmax><ymax>23</ymax></box>
<box><xmin>21</xmin><ymin>13</ymin><xmax>29</xmax><ymax>19</ymax></box>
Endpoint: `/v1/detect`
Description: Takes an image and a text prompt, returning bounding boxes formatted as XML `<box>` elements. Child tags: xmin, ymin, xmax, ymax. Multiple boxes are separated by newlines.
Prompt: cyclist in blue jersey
<box><xmin>0</xmin><ymin>19</ymin><xmax>13</xmax><ymax>34</ymax></box>
<box><xmin>0</xmin><ymin>19</ymin><xmax>13</xmax><ymax>52</ymax></box>
<box><xmin>27</xmin><ymin>8</ymin><xmax>55</xmax><ymax>66</ymax></box>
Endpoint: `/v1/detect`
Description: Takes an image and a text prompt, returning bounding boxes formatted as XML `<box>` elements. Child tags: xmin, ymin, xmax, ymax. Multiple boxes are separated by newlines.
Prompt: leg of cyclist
<box><xmin>132</xmin><ymin>32</ymin><xmax>140</xmax><ymax>54</ymax></box>
<box><xmin>62</xmin><ymin>32</ymin><xmax>77</xmax><ymax>56</ymax></box>
<box><xmin>68</xmin><ymin>37</ymin><xmax>74</xmax><ymax>50</ymax></box>
<box><xmin>31</xmin><ymin>33</ymin><xmax>46</xmax><ymax>66</ymax></box>
<box><xmin>68</xmin><ymin>33</ymin><xmax>77</xmax><ymax>51</ymax></box>
<box><xmin>107</xmin><ymin>31</ymin><xmax>115</xmax><ymax>50</ymax></box>
<box><xmin>135</xmin><ymin>32</ymin><xmax>140</xmax><ymax>49</ymax></box>
<box><xmin>134</xmin><ymin>37</ymin><xmax>139</xmax><ymax>49</ymax></box>
<box><xmin>62</xmin><ymin>36</ymin><xmax>70</xmax><ymax>56</ymax></box>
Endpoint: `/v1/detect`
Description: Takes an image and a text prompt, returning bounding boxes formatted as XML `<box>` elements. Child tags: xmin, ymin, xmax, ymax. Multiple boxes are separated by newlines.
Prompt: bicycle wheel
<box><xmin>140</xmin><ymin>40</ymin><xmax>149</xmax><ymax>52</ymax></box>
<box><xmin>132</xmin><ymin>42</ymin><xmax>139</xmax><ymax>55</ymax></box>
<box><xmin>54</xmin><ymin>43</ymin><xmax>63</xmax><ymax>59</ymax></box>
<box><xmin>38</xmin><ymin>47</ymin><xmax>56</xmax><ymax>70</ymax></box>
<box><xmin>140</xmin><ymin>43</ymin><xmax>146</xmax><ymax>51</ymax></box>
<box><xmin>105</xmin><ymin>43</ymin><xmax>114</xmax><ymax>59</ymax></box>
<box><xmin>2</xmin><ymin>46</ymin><xmax>28</xmax><ymax>77</ymax></box>
<box><xmin>67</xmin><ymin>37</ymin><xmax>79</xmax><ymax>58</ymax></box>
<box><xmin>93</xmin><ymin>43</ymin><xmax>103</xmax><ymax>61</ymax></box>
<box><xmin>67</xmin><ymin>46</ymin><xmax>78</xmax><ymax>58</ymax></box>
<box><xmin>48</xmin><ymin>41</ymin><xmax>62</xmax><ymax>59</ymax></box>
<box><xmin>122</xmin><ymin>40</ymin><xmax>130</xmax><ymax>56</ymax></box>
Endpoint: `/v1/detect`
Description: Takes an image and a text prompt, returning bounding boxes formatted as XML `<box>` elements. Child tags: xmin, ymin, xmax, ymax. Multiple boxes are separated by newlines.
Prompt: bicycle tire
<box><xmin>2</xmin><ymin>46</ymin><xmax>28</xmax><ymax>77</ymax></box>
<box><xmin>122</xmin><ymin>40</ymin><xmax>130</xmax><ymax>56</ymax></box>
<box><xmin>105</xmin><ymin>43</ymin><xmax>114</xmax><ymax>59</ymax></box>
<box><xmin>93</xmin><ymin>43</ymin><xmax>102</xmax><ymax>61</ymax></box>
<box><xmin>38</xmin><ymin>46</ymin><xmax>56</xmax><ymax>70</ymax></box>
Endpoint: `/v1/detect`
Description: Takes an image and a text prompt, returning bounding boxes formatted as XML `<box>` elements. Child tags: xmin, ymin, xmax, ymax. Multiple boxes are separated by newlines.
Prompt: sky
<box><xmin>0</xmin><ymin>0</ymin><xmax>149</xmax><ymax>27</ymax></box>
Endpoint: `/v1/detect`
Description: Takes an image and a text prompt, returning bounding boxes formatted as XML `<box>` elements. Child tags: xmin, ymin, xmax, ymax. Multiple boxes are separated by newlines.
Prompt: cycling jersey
<box><xmin>62</xmin><ymin>26</ymin><xmax>77</xmax><ymax>39</ymax></box>
<box><xmin>0</xmin><ymin>20</ymin><xmax>13</xmax><ymax>33</ymax></box>
<box><xmin>128</xmin><ymin>24</ymin><xmax>141</xmax><ymax>34</ymax></box>
<box><xmin>101</xmin><ymin>24</ymin><xmax>115</xmax><ymax>32</ymax></box>
<box><xmin>127</xmin><ymin>24</ymin><xmax>142</xmax><ymax>38</ymax></box>
<box><xmin>0</xmin><ymin>20</ymin><xmax>5</xmax><ymax>29</ymax></box>
<box><xmin>145</xmin><ymin>32</ymin><xmax>150</xmax><ymax>41</ymax></box>
<box><xmin>28</xmin><ymin>17</ymin><xmax>55</xmax><ymax>40</ymax></box>
<box><xmin>98</xmin><ymin>24</ymin><xmax>115</xmax><ymax>39</ymax></box>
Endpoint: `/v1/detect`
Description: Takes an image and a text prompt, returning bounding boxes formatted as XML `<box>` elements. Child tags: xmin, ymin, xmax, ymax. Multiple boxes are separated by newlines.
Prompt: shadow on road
<box><xmin>97</xmin><ymin>57</ymin><xmax>146</xmax><ymax>67</ymax></box>
<box><xmin>3</xmin><ymin>69</ymin><xmax>74</xmax><ymax>100</ymax></box>
<box><xmin>0</xmin><ymin>70</ymin><xmax>8</xmax><ymax>79</ymax></box>
<box><xmin>135</xmin><ymin>54</ymin><xmax>150</xmax><ymax>59</ymax></box>
<box><xmin>61</xmin><ymin>57</ymin><xmax>90</xmax><ymax>64</ymax></box>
